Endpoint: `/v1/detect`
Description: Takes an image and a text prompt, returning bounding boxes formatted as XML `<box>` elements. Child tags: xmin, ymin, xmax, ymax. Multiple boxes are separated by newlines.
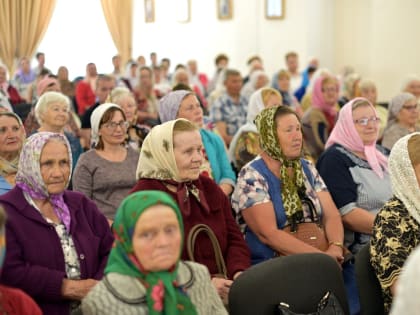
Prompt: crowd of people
<box><xmin>0</xmin><ymin>50</ymin><xmax>419</xmax><ymax>314</ymax></box>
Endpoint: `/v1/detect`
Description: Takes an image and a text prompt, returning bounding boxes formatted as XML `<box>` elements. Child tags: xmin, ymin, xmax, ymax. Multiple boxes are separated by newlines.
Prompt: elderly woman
<box><xmin>82</xmin><ymin>190</ymin><xmax>227</xmax><ymax>314</ymax></box>
<box><xmin>34</xmin><ymin>91</ymin><xmax>83</xmax><ymax>170</ymax></box>
<box><xmin>231</xmin><ymin>106</ymin><xmax>359</xmax><ymax>314</ymax></box>
<box><xmin>301</xmin><ymin>75</ymin><xmax>340</xmax><ymax>160</ymax></box>
<box><xmin>110</xmin><ymin>87</ymin><xmax>149</xmax><ymax>151</ymax></box>
<box><xmin>0</xmin><ymin>132</ymin><xmax>114</xmax><ymax>315</ymax></box>
<box><xmin>382</xmin><ymin>92</ymin><xmax>420</xmax><ymax>150</ymax></box>
<box><xmin>131</xmin><ymin>119</ymin><xmax>250</xmax><ymax>304</ymax></box>
<box><xmin>240</xmin><ymin>70</ymin><xmax>269</xmax><ymax>100</ymax></box>
<box><xmin>370</xmin><ymin>133</ymin><xmax>420</xmax><ymax>314</ymax></box>
<box><xmin>338</xmin><ymin>73</ymin><xmax>361</xmax><ymax>107</ymax></box>
<box><xmin>158</xmin><ymin>90</ymin><xmax>236</xmax><ymax>195</ymax></box>
<box><xmin>73</xmin><ymin>103</ymin><xmax>139</xmax><ymax>220</ymax></box>
<box><xmin>317</xmin><ymin>98</ymin><xmax>392</xmax><ymax>254</ymax></box>
<box><xmin>0</xmin><ymin>112</ymin><xmax>26</xmax><ymax>194</ymax></box>
<box><xmin>229</xmin><ymin>87</ymin><xmax>283</xmax><ymax>171</ymax></box>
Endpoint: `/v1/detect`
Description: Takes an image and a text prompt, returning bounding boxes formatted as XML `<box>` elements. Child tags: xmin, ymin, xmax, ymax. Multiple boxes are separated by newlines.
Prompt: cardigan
<box><xmin>131</xmin><ymin>175</ymin><xmax>250</xmax><ymax>279</ymax></box>
<box><xmin>81</xmin><ymin>261</ymin><xmax>228</xmax><ymax>315</ymax></box>
<box><xmin>0</xmin><ymin>186</ymin><xmax>114</xmax><ymax>315</ymax></box>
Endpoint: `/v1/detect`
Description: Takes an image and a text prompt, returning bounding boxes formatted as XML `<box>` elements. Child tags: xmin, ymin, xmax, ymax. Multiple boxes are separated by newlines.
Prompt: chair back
<box><xmin>355</xmin><ymin>244</ymin><xmax>385</xmax><ymax>315</ymax></box>
<box><xmin>229</xmin><ymin>253</ymin><xmax>350</xmax><ymax>315</ymax></box>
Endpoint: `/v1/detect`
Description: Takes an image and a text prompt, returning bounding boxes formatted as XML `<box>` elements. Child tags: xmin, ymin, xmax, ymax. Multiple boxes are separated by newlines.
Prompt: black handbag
<box><xmin>277</xmin><ymin>291</ymin><xmax>345</xmax><ymax>315</ymax></box>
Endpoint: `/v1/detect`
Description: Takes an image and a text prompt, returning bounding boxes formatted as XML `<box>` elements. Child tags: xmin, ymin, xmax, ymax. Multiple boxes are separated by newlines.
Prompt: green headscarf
<box><xmin>255</xmin><ymin>106</ymin><xmax>306</xmax><ymax>221</ymax></box>
<box><xmin>105</xmin><ymin>190</ymin><xmax>197</xmax><ymax>315</ymax></box>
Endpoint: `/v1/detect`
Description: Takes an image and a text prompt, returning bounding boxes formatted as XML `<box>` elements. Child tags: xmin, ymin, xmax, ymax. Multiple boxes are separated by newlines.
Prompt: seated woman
<box><xmin>132</xmin><ymin>119</ymin><xmax>250</xmax><ymax>304</ymax></box>
<box><xmin>110</xmin><ymin>87</ymin><xmax>149</xmax><ymax>151</ymax></box>
<box><xmin>240</xmin><ymin>69</ymin><xmax>269</xmax><ymax>101</ymax></box>
<box><xmin>275</xmin><ymin>69</ymin><xmax>303</xmax><ymax>116</ymax></box>
<box><xmin>301</xmin><ymin>75</ymin><xmax>340</xmax><ymax>161</ymax></box>
<box><xmin>382</xmin><ymin>92</ymin><xmax>420</xmax><ymax>150</ymax></box>
<box><xmin>231</xmin><ymin>106</ymin><xmax>359</xmax><ymax>314</ymax></box>
<box><xmin>0</xmin><ymin>132</ymin><xmax>114</xmax><ymax>315</ymax></box>
<box><xmin>34</xmin><ymin>91</ymin><xmax>83</xmax><ymax>170</ymax></box>
<box><xmin>82</xmin><ymin>190</ymin><xmax>227</xmax><ymax>314</ymax></box>
<box><xmin>0</xmin><ymin>112</ymin><xmax>26</xmax><ymax>195</ymax></box>
<box><xmin>229</xmin><ymin>87</ymin><xmax>283</xmax><ymax>172</ymax></box>
<box><xmin>370</xmin><ymin>133</ymin><xmax>420</xmax><ymax>314</ymax></box>
<box><xmin>73</xmin><ymin>103</ymin><xmax>139</xmax><ymax>220</ymax></box>
<box><xmin>158</xmin><ymin>90</ymin><xmax>236</xmax><ymax>195</ymax></box>
<box><xmin>317</xmin><ymin>98</ymin><xmax>392</xmax><ymax>254</ymax></box>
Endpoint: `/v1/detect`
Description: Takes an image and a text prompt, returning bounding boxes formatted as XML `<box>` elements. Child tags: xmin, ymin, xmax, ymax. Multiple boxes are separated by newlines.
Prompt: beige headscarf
<box><xmin>389</xmin><ymin>132</ymin><xmax>420</xmax><ymax>224</ymax></box>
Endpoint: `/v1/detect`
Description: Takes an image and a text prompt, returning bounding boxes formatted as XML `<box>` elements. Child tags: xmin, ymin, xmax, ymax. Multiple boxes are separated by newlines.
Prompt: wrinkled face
<box><xmin>0</xmin><ymin>67</ymin><xmax>7</xmax><ymax>83</ymax></box>
<box><xmin>40</xmin><ymin>141</ymin><xmax>70</xmax><ymax>195</ymax></box>
<box><xmin>353</xmin><ymin>105</ymin><xmax>379</xmax><ymax>145</ymax></box>
<box><xmin>397</xmin><ymin>98</ymin><xmax>419</xmax><ymax>127</ymax></box>
<box><xmin>321</xmin><ymin>82</ymin><xmax>339</xmax><ymax>106</ymax></box>
<box><xmin>360</xmin><ymin>87</ymin><xmax>377</xmax><ymax>105</ymax></box>
<box><xmin>41</xmin><ymin>102</ymin><xmax>69</xmax><ymax>130</ymax></box>
<box><xmin>99</xmin><ymin>110</ymin><xmax>128</xmax><ymax>146</ymax></box>
<box><xmin>225</xmin><ymin>74</ymin><xmax>242</xmax><ymax>96</ymax></box>
<box><xmin>177</xmin><ymin>95</ymin><xmax>203</xmax><ymax>127</ymax></box>
<box><xmin>0</xmin><ymin>116</ymin><xmax>24</xmax><ymax>157</ymax></box>
<box><xmin>173</xmin><ymin>130</ymin><xmax>203</xmax><ymax>181</ymax></box>
<box><xmin>406</xmin><ymin>80</ymin><xmax>420</xmax><ymax>99</ymax></box>
<box><xmin>96</xmin><ymin>79</ymin><xmax>114</xmax><ymax>104</ymax></box>
<box><xmin>132</xmin><ymin>204</ymin><xmax>181</xmax><ymax>272</ymax></box>
<box><xmin>277</xmin><ymin>75</ymin><xmax>290</xmax><ymax>92</ymax></box>
<box><xmin>276</xmin><ymin>113</ymin><xmax>302</xmax><ymax>159</ymax></box>
<box><xmin>117</xmin><ymin>96</ymin><xmax>137</xmax><ymax>124</ymax></box>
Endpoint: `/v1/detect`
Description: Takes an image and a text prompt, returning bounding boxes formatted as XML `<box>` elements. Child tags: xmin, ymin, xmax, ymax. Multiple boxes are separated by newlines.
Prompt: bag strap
<box><xmin>187</xmin><ymin>224</ymin><xmax>228</xmax><ymax>278</ymax></box>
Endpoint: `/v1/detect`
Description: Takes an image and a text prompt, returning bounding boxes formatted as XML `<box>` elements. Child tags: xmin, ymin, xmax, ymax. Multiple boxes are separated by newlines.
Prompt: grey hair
<box><xmin>34</xmin><ymin>91</ymin><xmax>70</xmax><ymax>125</ymax></box>
<box><xmin>110</xmin><ymin>87</ymin><xmax>135</xmax><ymax>105</ymax></box>
<box><xmin>359</xmin><ymin>79</ymin><xmax>377</xmax><ymax>92</ymax></box>
<box><xmin>401</xmin><ymin>74</ymin><xmax>420</xmax><ymax>92</ymax></box>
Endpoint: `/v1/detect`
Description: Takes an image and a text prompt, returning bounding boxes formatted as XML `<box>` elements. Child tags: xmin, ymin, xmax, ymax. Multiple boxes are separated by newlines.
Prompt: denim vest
<box><xmin>245</xmin><ymin>158</ymin><xmax>314</xmax><ymax>265</ymax></box>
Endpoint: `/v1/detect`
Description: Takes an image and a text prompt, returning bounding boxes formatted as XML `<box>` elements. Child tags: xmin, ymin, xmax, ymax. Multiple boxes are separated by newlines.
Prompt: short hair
<box><xmin>247</xmin><ymin>55</ymin><xmax>262</xmax><ymax>66</ymax></box>
<box><xmin>173</xmin><ymin>119</ymin><xmax>198</xmax><ymax>140</ymax></box>
<box><xmin>215</xmin><ymin>53</ymin><xmax>229</xmax><ymax>66</ymax></box>
<box><xmin>36</xmin><ymin>52</ymin><xmax>44</xmax><ymax>59</ymax></box>
<box><xmin>401</xmin><ymin>74</ymin><xmax>420</xmax><ymax>92</ymax></box>
<box><xmin>110</xmin><ymin>87</ymin><xmax>135</xmax><ymax>105</ymax></box>
<box><xmin>285</xmin><ymin>51</ymin><xmax>298</xmax><ymax>61</ymax></box>
<box><xmin>112</xmin><ymin>55</ymin><xmax>120</xmax><ymax>61</ymax></box>
<box><xmin>139</xmin><ymin>66</ymin><xmax>153</xmax><ymax>76</ymax></box>
<box><xmin>95</xmin><ymin>107</ymin><xmax>127</xmax><ymax>150</ymax></box>
<box><xmin>359</xmin><ymin>79</ymin><xmax>377</xmax><ymax>92</ymax></box>
<box><xmin>224</xmin><ymin>69</ymin><xmax>241</xmax><ymax>82</ymax></box>
<box><xmin>261</xmin><ymin>88</ymin><xmax>282</xmax><ymax>106</ymax></box>
<box><xmin>277</xmin><ymin>69</ymin><xmax>290</xmax><ymax>80</ymax></box>
<box><xmin>35</xmin><ymin>92</ymin><xmax>70</xmax><ymax>125</ymax></box>
<box><xmin>96</xmin><ymin>74</ymin><xmax>113</xmax><ymax>86</ymax></box>
<box><xmin>408</xmin><ymin>134</ymin><xmax>420</xmax><ymax>167</ymax></box>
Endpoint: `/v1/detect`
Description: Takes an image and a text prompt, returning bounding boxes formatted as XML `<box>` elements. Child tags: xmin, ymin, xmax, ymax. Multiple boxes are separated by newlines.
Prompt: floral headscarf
<box><xmin>136</xmin><ymin>119</ymin><xmax>209</xmax><ymax>216</ymax></box>
<box><xmin>388</xmin><ymin>132</ymin><xmax>420</xmax><ymax>224</ymax></box>
<box><xmin>255</xmin><ymin>106</ymin><xmax>305</xmax><ymax>220</ymax></box>
<box><xmin>105</xmin><ymin>190</ymin><xmax>197</xmax><ymax>315</ymax></box>
<box><xmin>15</xmin><ymin>132</ymin><xmax>72</xmax><ymax>231</ymax></box>
<box><xmin>158</xmin><ymin>90</ymin><xmax>192</xmax><ymax>123</ymax></box>
<box><xmin>325</xmin><ymin>97</ymin><xmax>388</xmax><ymax>178</ymax></box>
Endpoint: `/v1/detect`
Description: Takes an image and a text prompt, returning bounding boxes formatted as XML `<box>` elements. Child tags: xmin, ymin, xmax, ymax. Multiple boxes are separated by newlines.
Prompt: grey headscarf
<box><xmin>386</xmin><ymin>92</ymin><xmax>416</xmax><ymax>127</ymax></box>
<box><xmin>158</xmin><ymin>90</ymin><xmax>193</xmax><ymax>123</ymax></box>
<box><xmin>389</xmin><ymin>132</ymin><xmax>420</xmax><ymax>224</ymax></box>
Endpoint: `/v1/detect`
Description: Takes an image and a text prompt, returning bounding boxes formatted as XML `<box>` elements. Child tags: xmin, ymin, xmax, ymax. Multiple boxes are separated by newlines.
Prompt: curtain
<box><xmin>100</xmin><ymin>0</ymin><xmax>133</xmax><ymax>68</ymax></box>
<box><xmin>0</xmin><ymin>0</ymin><xmax>56</xmax><ymax>75</ymax></box>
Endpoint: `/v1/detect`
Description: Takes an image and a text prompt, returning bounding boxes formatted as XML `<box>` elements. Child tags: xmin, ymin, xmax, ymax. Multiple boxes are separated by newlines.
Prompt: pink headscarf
<box><xmin>325</xmin><ymin>97</ymin><xmax>388</xmax><ymax>178</ymax></box>
<box><xmin>311</xmin><ymin>75</ymin><xmax>339</xmax><ymax>117</ymax></box>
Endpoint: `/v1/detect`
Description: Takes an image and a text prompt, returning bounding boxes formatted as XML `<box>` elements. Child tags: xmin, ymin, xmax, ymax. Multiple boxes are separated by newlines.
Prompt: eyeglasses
<box><xmin>353</xmin><ymin>117</ymin><xmax>381</xmax><ymax>126</ymax></box>
<box><xmin>104</xmin><ymin>121</ymin><xmax>129</xmax><ymax>130</ymax></box>
<box><xmin>402</xmin><ymin>104</ymin><xmax>419</xmax><ymax>112</ymax></box>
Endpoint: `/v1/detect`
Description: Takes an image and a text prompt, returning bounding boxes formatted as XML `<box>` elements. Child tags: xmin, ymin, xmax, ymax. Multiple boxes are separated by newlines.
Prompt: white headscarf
<box><xmin>90</xmin><ymin>103</ymin><xmax>122</xmax><ymax>147</ymax></box>
<box><xmin>389</xmin><ymin>132</ymin><xmax>420</xmax><ymax>224</ymax></box>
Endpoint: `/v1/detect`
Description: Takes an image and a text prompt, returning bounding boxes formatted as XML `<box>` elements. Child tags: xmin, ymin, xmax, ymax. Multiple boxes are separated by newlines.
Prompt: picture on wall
<box><xmin>265</xmin><ymin>0</ymin><xmax>285</xmax><ymax>19</ymax></box>
<box><xmin>176</xmin><ymin>0</ymin><xmax>190</xmax><ymax>23</ymax></box>
<box><xmin>217</xmin><ymin>0</ymin><xmax>233</xmax><ymax>20</ymax></box>
<box><xmin>144</xmin><ymin>0</ymin><xmax>154</xmax><ymax>23</ymax></box>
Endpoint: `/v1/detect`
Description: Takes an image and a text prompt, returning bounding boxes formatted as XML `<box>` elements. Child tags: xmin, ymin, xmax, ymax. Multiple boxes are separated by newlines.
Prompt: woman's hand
<box><xmin>324</xmin><ymin>244</ymin><xmax>344</xmax><ymax>267</ymax></box>
<box><xmin>219</xmin><ymin>183</ymin><xmax>233</xmax><ymax>196</ymax></box>
<box><xmin>211</xmin><ymin>277</ymin><xmax>233</xmax><ymax>304</ymax></box>
<box><xmin>61</xmin><ymin>278</ymin><xmax>98</xmax><ymax>300</ymax></box>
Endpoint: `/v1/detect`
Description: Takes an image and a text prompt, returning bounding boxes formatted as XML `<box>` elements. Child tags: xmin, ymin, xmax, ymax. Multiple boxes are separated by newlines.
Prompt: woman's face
<box><xmin>352</xmin><ymin>105</ymin><xmax>379</xmax><ymax>145</ymax></box>
<box><xmin>276</xmin><ymin>113</ymin><xmax>302</xmax><ymax>159</ymax></box>
<box><xmin>42</xmin><ymin>102</ymin><xmax>69</xmax><ymax>131</ymax></box>
<box><xmin>177</xmin><ymin>95</ymin><xmax>203</xmax><ymax>127</ymax></box>
<box><xmin>40</xmin><ymin>141</ymin><xmax>70</xmax><ymax>194</ymax></box>
<box><xmin>132</xmin><ymin>204</ymin><xmax>181</xmax><ymax>272</ymax></box>
<box><xmin>360</xmin><ymin>87</ymin><xmax>377</xmax><ymax>105</ymax></box>
<box><xmin>397</xmin><ymin>98</ymin><xmax>419</xmax><ymax>128</ymax></box>
<box><xmin>57</xmin><ymin>67</ymin><xmax>68</xmax><ymax>81</ymax></box>
<box><xmin>117</xmin><ymin>96</ymin><xmax>137</xmax><ymax>124</ymax></box>
<box><xmin>277</xmin><ymin>76</ymin><xmax>290</xmax><ymax>92</ymax></box>
<box><xmin>0</xmin><ymin>116</ymin><xmax>24</xmax><ymax>158</ymax></box>
<box><xmin>321</xmin><ymin>82</ymin><xmax>339</xmax><ymax>106</ymax></box>
<box><xmin>255</xmin><ymin>74</ymin><xmax>269</xmax><ymax>89</ymax></box>
<box><xmin>99</xmin><ymin>110</ymin><xmax>128</xmax><ymax>146</ymax></box>
<box><xmin>173</xmin><ymin>130</ymin><xmax>203</xmax><ymax>181</ymax></box>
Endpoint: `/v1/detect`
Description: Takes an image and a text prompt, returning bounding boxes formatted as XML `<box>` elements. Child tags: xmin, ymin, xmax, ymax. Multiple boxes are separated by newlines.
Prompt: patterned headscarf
<box><xmin>136</xmin><ymin>119</ymin><xmax>210</xmax><ymax>216</ymax></box>
<box><xmin>105</xmin><ymin>190</ymin><xmax>197</xmax><ymax>315</ymax></box>
<box><xmin>0</xmin><ymin>112</ymin><xmax>25</xmax><ymax>181</ymax></box>
<box><xmin>90</xmin><ymin>103</ymin><xmax>122</xmax><ymax>147</ymax></box>
<box><xmin>255</xmin><ymin>106</ymin><xmax>305</xmax><ymax>220</ymax></box>
<box><xmin>388</xmin><ymin>132</ymin><xmax>420</xmax><ymax>224</ymax></box>
<box><xmin>326</xmin><ymin>97</ymin><xmax>388</xmax><ymax>178</ymax></box>
<box><xmin>15</xmin><ymin>132</ymin><xmax>72</xmax><ymax>231</ymax></box>
<box><xmin>158</xmin><ymin>90</ymin><xmax>192</xmax><ymax>123</ymax></box>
